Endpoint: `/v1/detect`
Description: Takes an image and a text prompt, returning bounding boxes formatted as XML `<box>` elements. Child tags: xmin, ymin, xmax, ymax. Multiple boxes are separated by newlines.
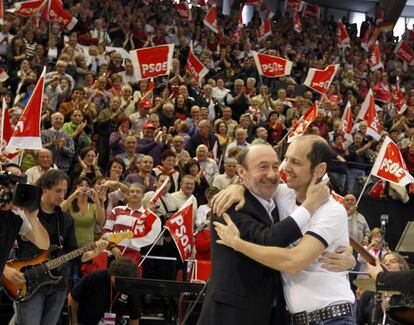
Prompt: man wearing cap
<box><xmin>139</xmin><ymin>122</ymin><xmax>169</xmax><ymax>166</ymax></box>
<box><xmin>130</xmin><ymin>98</ymin><xmax>151</xmax><ymax>135</ymax></box>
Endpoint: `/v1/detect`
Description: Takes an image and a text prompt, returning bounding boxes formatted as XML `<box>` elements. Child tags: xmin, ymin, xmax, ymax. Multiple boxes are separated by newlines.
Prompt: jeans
<box><xmin>15</xmin><ymin>286</ymin><xmax>67</xmax><ymax>325</ymax></box>
<box><xmin>290</xmin><ymin>315</ymin><xmax>356</xmax><ymax>325</ymax></box>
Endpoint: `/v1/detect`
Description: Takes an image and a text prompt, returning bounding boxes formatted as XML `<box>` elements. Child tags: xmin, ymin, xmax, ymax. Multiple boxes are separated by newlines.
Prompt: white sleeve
<box><xmin>15</xmin><ymin>209</ymin><xmax>32</xmax><ymax>236</ymax></box>
<box><xmin>306</xmin><ymin>202</ymin><xmax>348</xmax><ymax>247</ymax></box>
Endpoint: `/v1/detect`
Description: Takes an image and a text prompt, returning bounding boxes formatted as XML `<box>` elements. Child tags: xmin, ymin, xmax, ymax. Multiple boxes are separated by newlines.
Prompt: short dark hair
<box><xmin>160</xmin><ymin>149</ymin><xmax>176</xmax><ymax>161</ymax></box>
<box><xmin>305</xmin><ymin>136</ymin><xmax>332</xmax><ymax>170</ymax></box>
<box><xmin>109</xmin><ymin>257</ymin><xmax>137</xmax><ymax>278</ymax></box>
<box><xmin>35</xmin><ymin>169</ymin><xmax>69</xmax><ymax>189</ymax></box>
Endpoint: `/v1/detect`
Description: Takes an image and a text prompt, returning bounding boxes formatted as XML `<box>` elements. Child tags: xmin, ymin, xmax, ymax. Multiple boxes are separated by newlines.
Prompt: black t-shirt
<box><xmin>16</xmin><ymin>207</ymin><xmax>78</xmax><ymax>288</ymax></box>
<box><xmin>71</xmin><ymin>270</ymin><xmax>141</xmax><ymax>325</ymax></box>
<box><xmin>0</xmin><ymin>210</ymin><xmax>22</xmax><ymax>274</ymax></box>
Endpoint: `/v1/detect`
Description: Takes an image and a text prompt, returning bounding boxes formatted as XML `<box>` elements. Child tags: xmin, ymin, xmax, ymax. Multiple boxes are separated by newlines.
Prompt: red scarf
<box><xmin>156</xmin><ymin>165</ymin><xmax>177</xmax><ymax>176</ymax></box>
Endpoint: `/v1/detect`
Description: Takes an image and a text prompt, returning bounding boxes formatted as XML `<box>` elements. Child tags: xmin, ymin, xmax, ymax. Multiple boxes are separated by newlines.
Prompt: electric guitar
<box><xmin>350</xmin><ymin>237</ymin><xmax>414</xmax><ymax>324</ymax></box>
<box><xmin>1</xmin><ymin>230</ymin><xmax>133</xmax><ymax>302</ymax></box>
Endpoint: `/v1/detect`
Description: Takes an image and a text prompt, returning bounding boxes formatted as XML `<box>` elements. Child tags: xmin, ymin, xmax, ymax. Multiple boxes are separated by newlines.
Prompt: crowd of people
<box><xmin>0</xmin><ymin>0</ymin><xmax>413</xmax><ymax>324</ymax></box>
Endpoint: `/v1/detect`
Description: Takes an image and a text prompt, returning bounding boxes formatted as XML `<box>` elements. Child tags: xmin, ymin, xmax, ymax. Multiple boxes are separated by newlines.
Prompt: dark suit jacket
<box><xmin>377</xmin><ymin>270</ymin><xmax>414</xmax><ymax>295</ymax></box>
<box><xmin>198</xmin><ymin>190</ymin><xmax>303</xmax><ymax>325</ymax></box>
<box><xmin>185</xmin><ymin>132</ymin><xmax>218</xmax><ymax>157</ymax></box>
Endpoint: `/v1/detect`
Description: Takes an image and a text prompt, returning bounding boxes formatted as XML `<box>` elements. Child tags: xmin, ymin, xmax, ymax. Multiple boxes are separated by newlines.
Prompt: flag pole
<box><xmin>356</xmin><ymin>170</ymin><xmax>373</xmax><ymax>206</ymax></box>
<box><xmin>0</xmin><ymin>98</ymin><xmax>5</xmax><ymax>155</ymax></box>
<box><xmin>138</xmin><ymin>228</ymin><xmax>166</xmax><ymax>267</ymax></box>
<box><xmin>18</xmin><ymin>149</ymin><xmax>25</xmax><ymax>167</ymax></box>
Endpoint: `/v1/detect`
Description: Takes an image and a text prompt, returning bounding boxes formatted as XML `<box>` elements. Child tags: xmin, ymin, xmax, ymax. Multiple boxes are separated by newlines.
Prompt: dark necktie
<box><xmin>271</xmin><ymin>207</ymin><xmax>280</xmax><ymax>224</ymax></box>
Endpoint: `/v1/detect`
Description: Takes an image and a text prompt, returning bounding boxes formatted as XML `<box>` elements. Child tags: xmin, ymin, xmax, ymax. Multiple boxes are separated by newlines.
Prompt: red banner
<box><xmin>203</xmin><ymin>5</ymin><xmax>218</xmax><ymax>34</ymax></box>
<box><xmin>176</xmin><ymin>2</ymin><xmax>191</xmax><ymax>21</ymax></box>
<box><xmin>288</xmin><ymin>102</ymin><xmax>318</xmax><ymax>143</ymax></box>
<box><xmin>371</xmin><ymin>136</ymin><xmax>414</xmax><ymax>186</ymax></box>
<box><xmin>302</xmin><ymin>3</ymin><xmax>319</xmax><ymax>20</ymax></box>
<box><xmin>294</xmin><ymin>8</ymin><xmax>302</xmax><ymax>33</ymax></box>
<box><xmin>185</xmin><ymin>50</ymin><xmax>209</xmax><ymax>85</ymax></box>
<box><xmin>130</xmin><ymin>44</ymin><xmax>174</xmax><ymax>80</ymax></box>
<box><xmin>252</xmin><ymin>51</ymin><xmax>292</xmax><ymax>78</ymax></box>
<box><xmin>164</xmin><ymin>197</ymin><xmax>194</xmax><ymax>261</ymax></box>
<box><xmin>369</xmin><ymin>41</ymin><xmax>383</xmax><ymax>71</ymax></box>
<box><xmin>337</xmin><ymin>20</ymin><xmax>350</xmax><ymax>48</ymax></box>
<box><xmin>392</xmin><ymin>77</ymin><xmax>407</xmax><ymax>115</ymax></box>
<box><xmin>394</xmin><ymin>40</ymin><xmax>414</xmax><ymax>65</ymax></box>
<box><xmin>304</xmin><ymin>64</ymin><xmax>339</xmax><ymax>95</ymax></box>
<box><xmin>257</xmin><ymin>18</ymin><xmax>271</xmax><ymax>41</ymax></box>
<box><xmin>340</xmin><ymin>101</ymin><xmax>353</xmax><ymax>142</ymax></box>
<box><xmin>8</xmin><ymin>0</ymin><xmax>77</xmax><ymax>30</ymax></box>
<box><xmin>284</xmin><ymin>0</ymin><xmax>302</xmax><ymax>11</ymax></box>
<box><xmin>356</xmin><ymin>89</ymin><xmax>381</xmax><ymax>141</ymax></box>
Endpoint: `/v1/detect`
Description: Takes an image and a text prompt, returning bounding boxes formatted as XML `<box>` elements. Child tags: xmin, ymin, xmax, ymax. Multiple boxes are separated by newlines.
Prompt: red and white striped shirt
<box><xmin>103</xmin><ymin>205</ymin><xmax>161</xmax><ymax>256</ymax></box>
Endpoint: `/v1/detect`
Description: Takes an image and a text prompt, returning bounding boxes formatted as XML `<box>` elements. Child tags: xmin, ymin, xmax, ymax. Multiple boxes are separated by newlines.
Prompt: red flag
<box><xmin>191</xmin><ymin>0</ymin><xmax>208</xmax><ymax>10</ymax></box>
<box><xmin>405</xmin><ymin>29</ymin><xmax>414</xmax><ymax>41</ymax></box>
<box><xmin>176</xmin><ymin>2</ymin><xmax>191</xmax><ymax>21</ymax></box>
<box><xmin>47</xmin><ymin>0</ymin><xmax>77</xmax><ymax>30</ymax></box>
<box><xmin>304</xmin><ymin>64</ymin><xmax>339</xmax><ymax>95</ymax></box>
<box><xmin>368</xmin><ymin>180</ymin><xmax>386</xmax><ymax>200</ymax></box>
<box><xmin>185</xmin><ymin>49</ymin><xmax>209</xmax><ymax>85</ymax></box>
<box><xmin>361</xmin><ymin>26</ymin><xmax>377</xmax><ymax>52</ymax></box>
<box><xmin>0</xmin><ymin>0</ymin><xmax>4</xmax><ymax>24</ymax></box>
<box><xmin>130</xmin><ymin>44</ymin><xmax>174</xmax><ymax>81</ymax></box>
<box><xmin>371</xmin><ymin>136</ymin><xmax>414</xmax><ymax>186</ymax></box>
<box><xmin>293</xmin><ymin>9</ymin><xmax>302</xmax><ymax>33</ymax></box>
<box><xmin>337</xmin><ymin>20</ymin><xmax>350</xmax><ymax>48</ymax></box>
<box><xmin>302</xmin><ymin>3</ymin><xmax>320</xmax><ymax>21</ymax></box>
<box><xmin>284</xmin><ymin>0</ymin><xmax>302</xmax><ymax>11</ymax></box>
<box><xmin>252</xmin><ymin>51</ymin><xmax>292</xmax><ymax>78</ymax></box>
<box><xmin>8</xmin><ymin>0</ymin><xmax>77</xmax><ymax>30</ymax></box>
<box><xmin>6</xmin><ymin>67</ymin><xmax>45</xmax><ymax>150</ymax></box>
<box><xmin>288</xmin><ymin>102</ymin><xmax>318</xmax><ymax>143</ymax></box>
<box><xmin>257</xmin><ymin>18</ymin><xmax>271</xmax><ymax>41</ymax></box>
<box><xmin>164</xmin><ymin>197</ymin><xmax>194</xmax><ymax>261</ymax></box>
<box><xmin>203</xmin><ymin>5</ymin><xmax>218</xmax><ymax>34</ymax></box>
<box><xmin>356</xmin><ymin>89</ymin><xmax>381</xmax><ymax>141</ymax></box>
<box><xmin>340</xmin><ymin>101</ymin><xmax>353</xmax><ymax>142</ymax></box>
<box><xmin>129</xmin><ymin>209</ymin><xmax>162</xmax><ymax>248</ymax></box>
<box><xmin>331</xmin><ymin>191</ymin><xmax>345</xmax><ymax>204</ymax></box>
<box><xmin>392</xmin><ymin>77</ymin><xmax>407</xmax><ymax>115</ymax></box>
<box><xmin>394</xmin><ymin>40</ymin><xmax>414</xmax><ymax>65</ymax></box>
<box><xmin>369</xmin><ymin>41</ymin><xmax>383</xmax><ymax>71</ymax></box>
<box><xmin>0</xmin><ymin>99</ymin><xmax>19</xmax><ymax>159</ymax></box>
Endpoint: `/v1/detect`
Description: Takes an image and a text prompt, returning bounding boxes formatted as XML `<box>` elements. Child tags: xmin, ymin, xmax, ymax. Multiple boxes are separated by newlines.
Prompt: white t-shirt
<box><xmin>274</xmin><ymin>184</ymin><xmax>355</xmax><ymax>313</ymax></box>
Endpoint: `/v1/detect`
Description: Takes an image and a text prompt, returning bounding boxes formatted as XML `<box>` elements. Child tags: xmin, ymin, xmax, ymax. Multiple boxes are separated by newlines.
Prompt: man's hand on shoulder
<box><xmin>211</xmin><ymin>184</ymin><xmax>245</xmax><ymax>216</ymax></box>
<box><xmin>302</xmin><ymin>173</ymin><xmax>330</xmax><ymax>216</ymax></box>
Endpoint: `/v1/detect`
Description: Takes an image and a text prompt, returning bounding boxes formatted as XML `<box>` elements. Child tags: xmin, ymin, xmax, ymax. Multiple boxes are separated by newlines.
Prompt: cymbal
<box><xmin>353</xmin><ymin>278</ymin><xmax>400</xmax><ymax>295</ymax></box>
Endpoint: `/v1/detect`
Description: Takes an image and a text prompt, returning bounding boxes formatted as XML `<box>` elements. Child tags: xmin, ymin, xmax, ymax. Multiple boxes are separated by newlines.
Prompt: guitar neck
<box><xmin>349</xmin><ymin>237</ymin><xmax>376</xmax><ymax>266</ymax></box>
<box><xmin>45</xmin><ymin>242</ymin><xmax>96</xmax><ymax>270</ymax></box>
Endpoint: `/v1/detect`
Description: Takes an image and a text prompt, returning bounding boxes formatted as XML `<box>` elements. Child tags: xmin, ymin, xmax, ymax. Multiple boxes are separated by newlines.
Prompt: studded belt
<box><xmin>291</xmin><ymin>302</ymin><xmax>354</xmax><ymax>325</ymax></box>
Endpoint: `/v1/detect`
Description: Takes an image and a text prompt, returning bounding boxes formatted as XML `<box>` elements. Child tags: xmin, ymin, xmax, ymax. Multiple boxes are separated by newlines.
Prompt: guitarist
<box><xmin>14</xmin><ymin>170</ymin><xmax>107</xmax><ymax>325</ymax></box>
<box><xmin>0</xmin><ymin>163</ymin><xmax>50</xmax><ymax>282</ymax></box>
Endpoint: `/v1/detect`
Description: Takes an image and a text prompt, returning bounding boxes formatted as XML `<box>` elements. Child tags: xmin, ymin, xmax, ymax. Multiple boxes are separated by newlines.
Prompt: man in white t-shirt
<box><xmin>214</xmin><ymin>136</ymin><xmax>356</xmax><ymax>324</ymax></box>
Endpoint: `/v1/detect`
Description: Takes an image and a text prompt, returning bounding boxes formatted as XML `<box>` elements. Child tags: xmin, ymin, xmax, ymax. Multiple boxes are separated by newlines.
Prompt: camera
<box><xmin>84</xmin><ymin>188</ymin><xmax>92</xmax><ymax>197</ymax></box>
<box><xmin>0</xmin><ymin>172</ymin><xmax>42</xmax><ymax>209</ymax></box>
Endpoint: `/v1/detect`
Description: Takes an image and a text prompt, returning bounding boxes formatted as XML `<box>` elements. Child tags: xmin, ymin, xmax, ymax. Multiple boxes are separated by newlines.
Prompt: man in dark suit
<box><xmin>185</xmin><ymin>119</ymin><xmax>218</xmax><ymax>157</ymax></box>
<box><xmin>198</xmin><ymin>145</ymin><xmax>329</xmax><ymax>325</ymax></box>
